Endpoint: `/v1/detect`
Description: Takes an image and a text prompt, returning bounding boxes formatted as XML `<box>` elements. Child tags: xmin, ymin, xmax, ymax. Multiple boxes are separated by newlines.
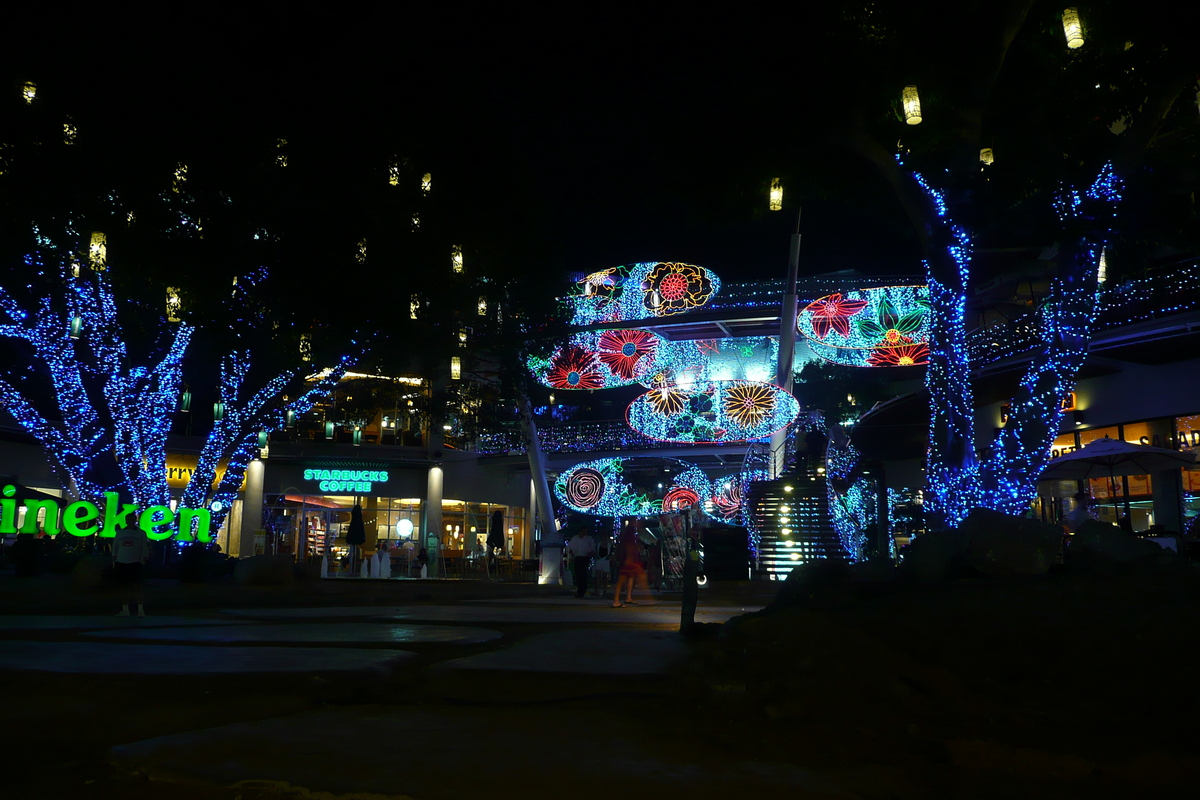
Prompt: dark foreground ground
<box><xmin>2</xmin><ymin>564</ymin><xmax>1199</xmax><ymax>800</ymax></box>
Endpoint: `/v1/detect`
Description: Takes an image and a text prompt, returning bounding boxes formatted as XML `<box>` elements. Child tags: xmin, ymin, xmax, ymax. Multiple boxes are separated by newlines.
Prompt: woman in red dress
<box><xmin>611</xmin><ymin>520</ymin><xmax>657</xmax><ymax>607</ymax></box>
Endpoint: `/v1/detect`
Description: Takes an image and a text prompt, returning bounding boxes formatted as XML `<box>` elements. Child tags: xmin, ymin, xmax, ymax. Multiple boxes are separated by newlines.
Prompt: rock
<box><xmin>233</xmin><ymin>554</ymin><xmax>295</xmax><ymax>586</ymax></box>
<box><xmin>1070</xmin><ymin>520</ymin><xmax>1164</xmax><ymax>567</ymax></box>
<box><xmin>848</xmin><ymin>557</ymin><xmax>897</xmax><ymax>583</ymax></box>
<box><xmin>899</xmin><ymin>530</ymin><xmax>966</xmax><ymax>582</ymax></box>
<box><xmin>71</xmin><ymin>555</ymin><xmax>111</xmax><ymax>589</ymax></box>
<box><xmin>958</xmin><ymin>508</ymin><xmax>1063</xmax><ymax>578</ymax></box>
<box><xmin>769</xmin><ymin>558</ymin><xmax>851</xmax><ymax>609</ymax></box>
<box><xmin>292</xmin><ymin>561</ymin><xmax>322</xmax><ymax>581</ymax></box>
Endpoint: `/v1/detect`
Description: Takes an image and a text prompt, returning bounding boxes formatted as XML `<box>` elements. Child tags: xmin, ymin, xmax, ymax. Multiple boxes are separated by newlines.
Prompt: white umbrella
<box><xmin>1041</xmin><ymin>437</ymin><xmax>1197</xmax><ymax>481</ymax></box>
<box><xmin>1040</xmin><ymin>437</ymin><xmax>1197</xmax><ymax>517</ymax></box>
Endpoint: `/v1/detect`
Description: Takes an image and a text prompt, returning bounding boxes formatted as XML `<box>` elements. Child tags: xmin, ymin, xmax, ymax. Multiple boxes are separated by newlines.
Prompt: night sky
<box><xmin>3</xmin><ymin>9</ymin><xmax>922</xmax><ymax>287</ymax></box>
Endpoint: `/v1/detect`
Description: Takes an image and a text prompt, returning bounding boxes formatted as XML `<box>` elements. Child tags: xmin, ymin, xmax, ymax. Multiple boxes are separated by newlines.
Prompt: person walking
<box><xmin>567</xmin><ymin>524</ymin><xmax>597</xmax><ymax>598</ymax></box>
<box><xmin>112</xmin><ymin>522</ymin><xmax>149</xmax><ymax>616</ymax></box>
<box><xmin>612</xmin><ymin>521</ymin><xmax>645</xmax><ymax>607</ymax></box>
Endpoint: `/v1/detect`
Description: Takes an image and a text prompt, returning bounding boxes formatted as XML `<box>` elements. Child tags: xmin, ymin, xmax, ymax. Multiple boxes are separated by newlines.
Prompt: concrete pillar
<box><xmin>239</xmin><ymin>459</ymin><xmax>265</xmax><ymax>558</ymax></box>
<box><xmin>425</xmin><ymin>465</ymin><xmax>443</xmax><ymax>576</ymax></box>
<box><xmin>364</xmin><ymin>495</ymin><xmax>379</xmax><ymax>554</ymax></box>
<box><xmin>1152</xmin><ymin>468</ymin><xmax>1184</xmax><ymax>533</ymax></box>
<box><xmin>533</xmin><ymin>478</ymin><xmax>563</xmax><ymax>585</ymax></box>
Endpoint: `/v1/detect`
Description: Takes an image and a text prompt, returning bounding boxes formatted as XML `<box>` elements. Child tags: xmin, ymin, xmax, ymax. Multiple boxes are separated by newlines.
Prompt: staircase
<box><xmin>745</xmin><ymin>472</ymin><xmax>843</xmax><ymax>580</ymax></box>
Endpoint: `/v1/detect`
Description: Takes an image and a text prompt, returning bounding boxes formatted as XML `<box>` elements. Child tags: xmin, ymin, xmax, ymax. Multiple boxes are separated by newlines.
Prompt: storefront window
<box><xmin>1078</xmin><ymin>426</ymin><xmax>1118</xmax><ymax>448</ymax></box>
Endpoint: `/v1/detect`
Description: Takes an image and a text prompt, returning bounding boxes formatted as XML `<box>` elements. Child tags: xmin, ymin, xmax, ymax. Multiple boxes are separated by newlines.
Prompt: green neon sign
<box><xmin>303</xmin><ymin>468</ymin><xmax>390</xmax><ymax>494</ymax></box>
<box><xmin>0</xmin><ymin>485</ymin><xmax>213</xmax><ymax>541</ymax></box>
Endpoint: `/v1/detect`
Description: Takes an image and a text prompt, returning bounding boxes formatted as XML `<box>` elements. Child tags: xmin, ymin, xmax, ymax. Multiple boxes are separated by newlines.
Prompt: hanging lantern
<box><xmin>979</xmin><ymin>148</ymin><xmax>994</xmax><ymax>165</ymax></box>
<box><xmin>89</xmin><ymin>232</ymin><xmax>107</xmax><ymax>270</ymax></box>
<box><xmin>213</xmin><ymin>401</ymin><xmax>225</xmax><ymax>421</ymax></box>
<box><xmin>172</xmin><ymin>163</ymin><xmax>187</xmax><ymax>193</ymax></box>
<box><xmin>299</xmin><ymin>332</ymin><xmax>312</xmax><ymax>362</ymax></box>
<box><xmin>324</xmin><ymin>420</ymin><xmax>335</xmax><ymax>438</ymax></box>
<box><xmin>459</xmin><ymin>327</ymin><xmax>468</xmax><ymax>347</ymax></box>
<box><xmin>450</xmin><ymin>356</ymin><xmax>462</xmax><ymax>380</ymax></box>
<box><xmin>22</xmin><ymin>81</ymin><xmax>36</xmax><ymax>104</ymax></box>
<box><xmin>356</xmin><ymin>238</ymin><xmax>367</xmax><ymax>264</ymax></box>
<box><xmin>63</xmin><ymin>119</ymin><xmax>77</xmax><ymax>145</ymax></box>
<box><xmin>477</xmin><ymin>296</ymin><xmax>487</xmax><ymax>316</ymax></box>
<box><xmin>769</xmin><ymin>178</ymin><xmax>783</xmax><ymax>212</ymax></box>
<box><xmin>1062</xmin><ymin>8</ymin><xmax>1084</xmax><ymax>49</ymax></box>
<box><xmin>421</xmin><ymin>172</ymin><xmax>432</xmax><ymax>195</ymax></box>
<box><xmin>275</xmin><ymin>138</ymin><xmax>287</xmax><ymax>167</ymax></box>
<box><xmin>68</xmin><ymin>316</ymin><xmax>83</xmax><ymax>340</ymax></box>
<box><xmin>410</xmin><ymin>294</ymin><xmax>420</xmax><ymax>320</ymax></box>
<box><xmin>411</xmin><ymin>213</ymin><xmax>420</xmax><ymax>231</ymax></box>
<box><xmin>257</xmin><ymin>430</ymin><xmax>269</xmax><ymax>447</ymax></box>
<box><xmin>451</xmin><ymin>244</ymin><xmax>463</xmax><ymax>273</ymax></box>
<box><xmin>179</xmin><ymin>389</ymin><xmax>192</xmax><ymax>412</ymax></box>
<box><xmin>166</xmin><ymin>287</ymin><xmax>182</xmax><ymax>322</ymax></box>
<box><xmin>285</xmin><ymin>409</ymin><xmax>295</xmax><ymax>427</ymax></box>
<box><xmin>353</xmin><ymin>426</ymin><xmax>362</xmax><ymax>446</ymax></box>
<box><xmin>902</xmin><ymin>86</ymin><xmax>922</xmax><ymax>125</ymax></box>
<box><xmin>389</xmin><ymin>158</ymin><xmax>400</xmax><ymax>186</ymax></box>
<box><xmin>1098</xmin><ymin>249</ymin><xmax>1108</xmax><ymax>284</ymax></box>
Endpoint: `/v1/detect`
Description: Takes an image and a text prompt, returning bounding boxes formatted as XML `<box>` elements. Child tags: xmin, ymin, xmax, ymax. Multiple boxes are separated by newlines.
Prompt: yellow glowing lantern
<box><xmin>411</xmin><ymin>213</ymin><xmax>420</xmax><ymax>231</ymax></box>
<box><xmin>299</xmin><ymin>333</ymin><xmax>312</xmax><ymax>362</ymax></box>
<box><xmin>389</xmin><ymin>158</ymin><xmax>400</xmax><ymax>186</ymax></box>
<box><xmin>166</xmin><ymin>287</ymin><xmax>182</xmax><ymax>322</ymax></box>
<box><xmin>276</xmin><ymin>154</ymin><xmax>288</xmax><ymax>167</ymax></box>
<box><xmin>63</xmin><ymin>119</ymin><xmax>77</xmax><ymax>145</ymax></box>
<box><xmin>902</xmin><ymin>86</ymin><xmax>922</xmax><ymax>125</ymax></box>
<box><xmin>22</xmin><ymin>81</ymin><xmax>36</xmax><ymax>104</ymax></box>
<box><xmin>126</xmin><ymin>211</ymin><xmax>135</xmax><ymax>226</ymax></box>
<box><xmin>89</xmin><ymin>232</ymin><xmax>107</xmax><ymax>270</ymax></box>
<box><xmin>172</xmin><ymin>163</ymin><xmax>188</xmax><ymax>193</ymax></box>
<box><xmin>421</xmin><ymin>172</ymin><xmax>432</xmax><ymax>195</ymax></box>
<box><xmin>451</xmin><ymin>244</ymin><xmax>463</xmax><ymax>273</ymax></box>
<box><xmin>356</xmin><ymin>239</ymin><xmax>367</xmax><ymax>263</ymax></box>
<box><xmin>410</xmin><ymin>294</ymin><xmax>420</xmax><ymax>320</ymax></box>
<box><xmin>769</xmin><ymin>178</ymin><xmax>783</xmax><ymax>212</ymax></box>
<box><xmin>1098</xmin><ymin>248</ymin><xmax>1107</xmax><ymax>284</ymax></box>
<box><xmin>1062</xmin><ymin>8</ymin><xmax>1084</xmax><ymax>49</ymax></box>
<box><xmin>450</xmin><ymin>356</ymin><xmax>462</xmax><ymax>380</ymax></box>
<box><xmin>477</xmin><ymin>296</ymin><xmax>487</xmax><ymax>316</ymax></box>
<box><xmin>980</xmin><ymin>148</ymin><xmax>994</xmax><ymax>165</ymax></box>
<box><xmin>459</xmin><ymin>327</ymin><xmax>468</xmax><ymax>348</ymax></box>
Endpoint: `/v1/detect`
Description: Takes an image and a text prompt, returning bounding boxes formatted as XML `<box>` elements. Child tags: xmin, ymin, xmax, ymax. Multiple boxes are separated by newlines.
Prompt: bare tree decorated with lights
<box><xmin>0</xmin><ymin>253</ymin><xmax>348</xmax><ymax>535</ymax></box>
<box><xmin>826</xmin><ymin>2</ymin><xmax>1194</xmax><ymax>527</ymax></box>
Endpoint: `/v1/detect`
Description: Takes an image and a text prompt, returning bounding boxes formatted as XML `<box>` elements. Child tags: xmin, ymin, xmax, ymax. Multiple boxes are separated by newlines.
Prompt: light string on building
<box><xmin>825</xmin><ymin>431</ymin><xmax>871</xmax><ymax>561</ymax></box>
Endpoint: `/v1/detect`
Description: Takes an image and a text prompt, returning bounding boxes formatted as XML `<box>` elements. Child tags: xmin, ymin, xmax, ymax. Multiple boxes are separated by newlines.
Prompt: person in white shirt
<box><xmin>567</xmin><ymin>524</ymin><xmax>597</xmax><ymax>598</ymax></box>
<box><xmin>112</xmin><ymin>524</ymin><xmax>149</xmax><ymax>616</ymax></box>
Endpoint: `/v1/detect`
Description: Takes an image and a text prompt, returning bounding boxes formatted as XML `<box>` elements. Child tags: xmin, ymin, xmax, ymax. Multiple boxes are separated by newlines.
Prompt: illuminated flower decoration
<box><xmin>688</xmin><ymin>393</ymin><xmax>714</xmax><ymax>415</ymax></box>
<box><xmin>663</xmin><ymin>486</ymin><xmax>700</xmax><ymax>511</ymax></box>
<box><xmin>546</xmin><ymin>346</ymin><xmax>604</xmax><ymax>390</ymax></box>
<box><xmin>854</xmin><ymin>296</ymin><xmax>927</xmax><ymax>344</ymax></box>
<box><xmin>867</xmin><ymin>339</ymin><xmax>929</xmax><ymax>367</ymax></box>
<box><xmin>597</xmin><ymin>329</ymin><xmax>657</xmax><ymax>380</ymax></box>
<box><xmin>723</xmin><ymin>382</ymin><xmax>777</xmax><ymax>427</ymax></box>
<box><xmin>578</xmin><ymin>268</ymin><xmax>622</xmax><ymax>298</ymax></box>
<box><xmin>646</xmin><ymin>386</ymin><xmax>686</xmax><ymax>416</ymax></box>
<box><xmin>712</xmin><ymin>480</ymin><xmax>743</xmax><ymax>521</ymax></box>
<box><xmin>565</xmin><ymin>468</ymin><xmax>605</xmax><ymax>508</ymax></box>
<box><xmin>641</xmin><ymin>262</ymin><xmax>715</xmax><ymax>317</ymax></box>
<box><xmin>806</xmin><ymin>293</ymin><xmax>869</xmax><ymax>339</ymax></box>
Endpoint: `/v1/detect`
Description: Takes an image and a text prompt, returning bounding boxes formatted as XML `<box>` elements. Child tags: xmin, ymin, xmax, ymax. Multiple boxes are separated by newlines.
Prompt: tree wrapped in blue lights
<box><xmin>0</xmin><ymin>254</ymin><xmax>348</xmax><ymax>534</ymax></box>
<box><xmin>912</xmin><ymin>164</ymin><xmax>1122</xmax><ymax>525</ymax></box>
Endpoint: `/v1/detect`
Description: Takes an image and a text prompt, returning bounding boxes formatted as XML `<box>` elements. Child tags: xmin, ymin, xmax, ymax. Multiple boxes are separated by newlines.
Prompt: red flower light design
<box><xmin>867</xmin><ymin>339</ymin><xmax>930</xmax><ymax>367</ymax></box>
<box><xmin>597</xmin><ymin>329</ymin><xmax>656</xmax><ymax>380</ymax></box>
<box><xmin>805</xmin><ymin>293</ymin><xmax>869</xmax><ymax>340</ymax></box>
<box><xmin>546</xmin><ymin>346</ymin><xmax>604</xmax><ymax>389</ymax></box>
<box><xmin>662</xmin><ymin>486</ymin><xmax>700</xmax><ymax>511</ymax></box>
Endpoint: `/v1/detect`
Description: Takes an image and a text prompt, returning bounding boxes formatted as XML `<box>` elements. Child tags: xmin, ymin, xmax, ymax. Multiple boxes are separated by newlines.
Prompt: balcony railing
<box><xmin>966</xmin><ymin>261</ymin><xmax>1200</xmax><ymax>367</ymax></box>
